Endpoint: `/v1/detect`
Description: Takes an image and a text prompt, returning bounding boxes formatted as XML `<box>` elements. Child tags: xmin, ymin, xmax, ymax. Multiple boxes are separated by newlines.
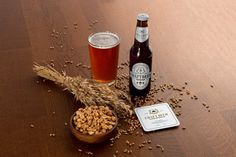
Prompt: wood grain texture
<box><xmin>0</xmin><ymin>0</ymin><xmax>236</xmax><ymax>156</ymax></box>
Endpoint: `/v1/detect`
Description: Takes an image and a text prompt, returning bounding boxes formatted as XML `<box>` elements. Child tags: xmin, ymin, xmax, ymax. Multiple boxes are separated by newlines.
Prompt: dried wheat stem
<box><xmin>33</xmin><ymin>63</ymin><xmax>133</xmax><ymax>117</ymax></box>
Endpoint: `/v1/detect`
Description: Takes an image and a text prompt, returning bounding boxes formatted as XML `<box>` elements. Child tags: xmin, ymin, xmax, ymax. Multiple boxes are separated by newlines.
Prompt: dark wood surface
<box><xmin>1</xmin><ymin>0</ymin><xmax>236</xmax><ymax>156</ymax></box>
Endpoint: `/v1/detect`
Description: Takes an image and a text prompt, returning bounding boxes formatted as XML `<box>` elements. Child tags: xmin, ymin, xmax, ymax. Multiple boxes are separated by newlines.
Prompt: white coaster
<box><xmin>135</xmin><ymin>103</ymin><xmax>180</xmax><ymax>132</ymax></box>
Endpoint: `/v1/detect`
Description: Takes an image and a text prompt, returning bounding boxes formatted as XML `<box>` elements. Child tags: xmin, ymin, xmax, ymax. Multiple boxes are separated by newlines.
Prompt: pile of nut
<box><xmin>73</xmin><ymin>105</ymin><xmax>117</xmax><ymax>135</ymax></box>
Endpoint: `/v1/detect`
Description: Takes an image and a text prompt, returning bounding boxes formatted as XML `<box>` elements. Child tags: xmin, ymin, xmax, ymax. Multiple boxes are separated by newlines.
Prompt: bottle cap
<box><xmin>137</xmin><ymin>13</ymin><xmax>149</xmax><ymax>21</ymax></box>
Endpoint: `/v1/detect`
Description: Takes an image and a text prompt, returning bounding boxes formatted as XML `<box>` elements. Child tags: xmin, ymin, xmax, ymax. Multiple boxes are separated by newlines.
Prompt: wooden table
<box><xmin>1</xmin><ymin>0</ymin><xmax>236</xmax><ymax>156</ymax></box>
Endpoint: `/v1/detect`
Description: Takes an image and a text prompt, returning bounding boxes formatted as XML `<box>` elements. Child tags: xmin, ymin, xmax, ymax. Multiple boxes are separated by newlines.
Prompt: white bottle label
<box><xmin>130</xmin><ymin>63</ymin><xmax>151</xmax><ymax>90</ymax></box>
<box><xmin>135</xmin><ymin>27</ymin><xmax>149</xmax><ymax>43</ymax></box>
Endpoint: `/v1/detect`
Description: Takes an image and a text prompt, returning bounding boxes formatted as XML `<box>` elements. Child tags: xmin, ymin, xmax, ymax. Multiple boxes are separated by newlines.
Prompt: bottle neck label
<box><xmin>130</xmin><ymin>63</ymin><xmax>151</xmax><ymax>90</ymax></box>
<box><xmin>135</xmin><ymin>27</ymin><xmax>149</xmax><ymax>43</ymax></box>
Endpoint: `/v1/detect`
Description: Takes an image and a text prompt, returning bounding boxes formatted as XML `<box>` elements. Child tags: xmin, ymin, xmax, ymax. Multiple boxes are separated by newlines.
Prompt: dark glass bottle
<box><xmin>129</xmin><ymin>13</ymin><xmax>152</xmax><ymax>96</ymax></box>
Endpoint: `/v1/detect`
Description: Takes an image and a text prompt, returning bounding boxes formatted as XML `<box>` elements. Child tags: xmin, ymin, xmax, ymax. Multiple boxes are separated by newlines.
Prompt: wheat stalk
<box><xmin>33</xmin><ymin>62</ymin><xmax>133</xmax><ymax>117</ymax></box>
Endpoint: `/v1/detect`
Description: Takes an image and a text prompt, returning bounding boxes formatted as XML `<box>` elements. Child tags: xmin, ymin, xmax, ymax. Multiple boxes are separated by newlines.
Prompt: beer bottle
<box><xmin>129</xmin><ymin>13</ymin><xmax>152</xmax><ymax>96</ymax></box>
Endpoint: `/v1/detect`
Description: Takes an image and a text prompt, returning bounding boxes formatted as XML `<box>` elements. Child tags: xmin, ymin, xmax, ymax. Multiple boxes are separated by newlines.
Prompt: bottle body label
<box><xmin>130</xmin><ymin>63</ymin><xmax>151</xmax><ymax>90</ymax></box>
<box><xmin>135</xmin><ymin>27</ymin><xmax>148</xmax><ymax>43</ymax></box>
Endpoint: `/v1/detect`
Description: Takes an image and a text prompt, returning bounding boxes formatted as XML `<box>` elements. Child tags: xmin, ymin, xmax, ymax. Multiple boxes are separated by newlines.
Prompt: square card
<box><xmin>134</xmin><ymin>103</ymin><xmax>180</xmax><ymax>132</ymax></box>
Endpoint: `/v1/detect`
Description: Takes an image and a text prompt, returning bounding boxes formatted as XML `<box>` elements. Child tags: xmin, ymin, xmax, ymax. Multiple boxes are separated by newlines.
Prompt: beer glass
<box><xmin>88</xmin><ymin>32</ymin><xmax>120</xmax><ymax>85</ymax></box>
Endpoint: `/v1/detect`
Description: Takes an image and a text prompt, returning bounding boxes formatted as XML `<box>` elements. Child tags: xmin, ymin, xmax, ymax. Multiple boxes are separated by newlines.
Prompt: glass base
<box><xmin>93</xmin><ymin>79</ymin><xmax>115</xmax><ymax>86</ymax></box>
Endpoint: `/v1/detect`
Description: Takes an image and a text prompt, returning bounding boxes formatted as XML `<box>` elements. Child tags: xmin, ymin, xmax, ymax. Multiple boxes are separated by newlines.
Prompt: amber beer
<box><xmin>129</xmin><ymin>13</ymin><xmax>152</xmax><ymax>96</ymax></box>
<box><xmin>88</xmin><ymin>32</ymin><xmax>120</xmax><ymax>84</ymax></box>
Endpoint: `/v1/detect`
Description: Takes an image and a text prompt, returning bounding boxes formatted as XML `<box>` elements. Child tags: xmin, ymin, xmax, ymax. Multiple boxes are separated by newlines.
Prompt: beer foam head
<box><xmin>88</xmin><ymin>32</ymin><xmax>120</xmax><ymax>49</ymax></box>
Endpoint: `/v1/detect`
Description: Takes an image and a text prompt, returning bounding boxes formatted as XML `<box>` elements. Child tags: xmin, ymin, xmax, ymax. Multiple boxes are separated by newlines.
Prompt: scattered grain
<box><xmin>156</xmin><ymin>144</ymin><xmax>165</xmax><ymax>152</ymax></box>
<box><xmin>76</xmin><ymin>63</ymin><xmax>82</xmax><ymax>67</ymax></box>
<box><xmin>86</xmin><ymin>151</ymin><xmax>93</xmax><ymax>155</ymax></box>
<box><xmin>50</xmin><ymin>133</ymin><xmax>56</xmax><ymax>137</ymax></box>
<box><xmin>186</xmin><ymin>91</ymin><xmax>190</xmax><ymax>95</ymax></box>
<box><xmin>50</xmin><ymin>62</ymin><xmax>55</xmax><ymax>67</ymax></box>
<box><xmin>50</xmin><ymin>46</ymin><xmax>54</xmax><ymax>50</ymax></box>
<box><xmin>65</xmin><ymin>60</ymin><xmax>73</xmax><ymax>64</ymax></box>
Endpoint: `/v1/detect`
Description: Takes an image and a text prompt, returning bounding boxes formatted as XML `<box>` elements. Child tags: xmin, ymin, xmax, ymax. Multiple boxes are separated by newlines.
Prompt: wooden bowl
<box><xmin>70</xmin><ymin>111</ymin><xmax>118</xmax><ymax>144</ymax></box>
